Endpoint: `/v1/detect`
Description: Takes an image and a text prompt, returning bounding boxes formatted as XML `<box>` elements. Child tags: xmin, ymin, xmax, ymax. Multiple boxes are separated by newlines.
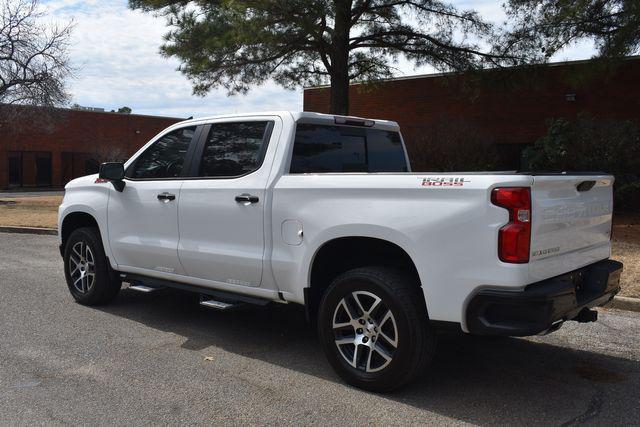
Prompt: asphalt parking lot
<box><xmin>1</xmin><ymin>232</ymin><xmax>639</xmax><ymax>425</ymax></box>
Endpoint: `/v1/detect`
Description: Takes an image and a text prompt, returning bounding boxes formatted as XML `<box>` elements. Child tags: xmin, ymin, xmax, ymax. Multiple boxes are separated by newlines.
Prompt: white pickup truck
<box><xmin>58</xmin><ymin>111</ymin><xmax>623</xmax><ymax>391</ymax></box>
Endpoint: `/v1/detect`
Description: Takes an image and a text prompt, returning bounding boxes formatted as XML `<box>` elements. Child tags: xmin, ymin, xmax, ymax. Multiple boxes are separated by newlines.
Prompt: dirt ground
<box><xmin>0</xmin><ymin>195</ymin><xmax>638</xmax><ymax>297</ymax></box>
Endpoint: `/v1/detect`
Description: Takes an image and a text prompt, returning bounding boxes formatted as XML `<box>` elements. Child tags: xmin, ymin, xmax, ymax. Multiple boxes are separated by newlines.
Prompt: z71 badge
<box><xmin>420</xmin><ymin>177</ymin><xmax>470</xmax><ymax>187</ymax></box>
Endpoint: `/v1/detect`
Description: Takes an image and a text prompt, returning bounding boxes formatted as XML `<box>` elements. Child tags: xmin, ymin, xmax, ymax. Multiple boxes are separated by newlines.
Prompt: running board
<box><xmin>199</xmin><ymin>299</ymin><xmax>240</xmax><ymax>311</ymax></box>
<box><xmin>128</xmin><ymin>284</ymin><xmax>163</xmax><ymax>293</ymax></box>
<box><xmin>119</xmin><ymin>272</ymin><xmax>279</xmax><ymax>306</ymax></box>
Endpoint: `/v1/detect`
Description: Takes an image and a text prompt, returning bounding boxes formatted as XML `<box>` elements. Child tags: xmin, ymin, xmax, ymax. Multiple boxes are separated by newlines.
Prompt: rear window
<box><xmin>290</xmin><ymin>124</ymin><xmax>408</xmax><ymax>173</ymax></box>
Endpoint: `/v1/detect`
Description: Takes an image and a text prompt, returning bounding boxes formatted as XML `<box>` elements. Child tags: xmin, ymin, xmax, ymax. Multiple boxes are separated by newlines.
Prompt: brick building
<box><xmin>1</xmin><ymin>106</ymin><xmax>182</xmax><ymax>189</ymax></box>
<box><xmin>304</xmin><ymin>57</ymin><xmax>640</xmax><ymax>170</ymax></box>
<box><xmin>3</xmin><ymin>57</ymin><xmax>638</xmax><ymax>190</ymax></box>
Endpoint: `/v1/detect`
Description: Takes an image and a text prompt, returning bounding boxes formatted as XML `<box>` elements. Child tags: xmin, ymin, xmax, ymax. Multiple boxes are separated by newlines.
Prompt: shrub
<box><xmin>523</xmin><ymin>114</ymin><xmax>640</xmax><ymax>211</ymax></box>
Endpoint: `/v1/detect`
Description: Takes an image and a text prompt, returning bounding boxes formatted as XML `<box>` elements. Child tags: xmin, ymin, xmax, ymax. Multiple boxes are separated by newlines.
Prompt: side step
<box><xmin>199</xmin><ymin>299</ymin><xmax>240</xmax><ymax>311</ymax></box>
<box><xmin>128</xmin><ymin>283</ymin><xmax>163</xmax><ymax>293</ymax></box>
<box><xmin>119</xmin><ymin>273</ymin><xmax>279</xmax><ymax>309</ymax></box>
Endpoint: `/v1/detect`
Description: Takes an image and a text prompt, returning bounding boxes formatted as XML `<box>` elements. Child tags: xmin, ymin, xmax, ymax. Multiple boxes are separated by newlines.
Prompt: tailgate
<box><xmin>529</xmin><ymin>175</ymin><xmax>614</xmax><ymax>280</ymax></box>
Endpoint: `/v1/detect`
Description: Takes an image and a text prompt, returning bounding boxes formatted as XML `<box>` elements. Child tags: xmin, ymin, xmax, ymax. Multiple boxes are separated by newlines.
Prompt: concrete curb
<box><xmin>609</xmin><ymin>296</ymin><xmax>640</xmax><ymax>313</ymax></box>
<box><xmin>0</xmin><ymin>226</ymin><xmax>57</xmax><ymax>236</ymax></box>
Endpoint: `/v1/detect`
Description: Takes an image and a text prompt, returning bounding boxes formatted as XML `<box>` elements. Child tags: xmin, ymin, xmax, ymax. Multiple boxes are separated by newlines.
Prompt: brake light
<box><xmin>491</xmin><ymin>187</ymin><xmax>531</xmax><ymax>263</ymax></box>
<box><xmin>334</xmin><ymin>116</ymin><xmax>375</xmax><ymax>127</ymax></box>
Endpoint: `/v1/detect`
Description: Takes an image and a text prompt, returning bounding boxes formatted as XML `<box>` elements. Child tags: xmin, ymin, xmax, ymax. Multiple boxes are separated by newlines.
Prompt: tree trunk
<box><xmin>330</xmin><ymin>72</ymin><xmax>349</xmax><ymax>115</ymax></box>
<box><xmin>329</xmin><ymin>0</ymin><xmax>352</xmax><ymax>115</ymax></box>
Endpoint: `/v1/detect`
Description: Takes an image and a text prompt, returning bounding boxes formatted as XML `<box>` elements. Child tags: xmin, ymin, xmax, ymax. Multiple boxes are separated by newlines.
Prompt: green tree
<box><xmin>130</xmin><ymin>0</ymin><xmax>520</xmax><ymax>115</ymax></box>
<box><xmin>110</xmin><ymin>106</ymin><xmax>132</xmax><ymax>113</ymax></box>
<box><xmin>505</xmin><ymin>0</ymin><xmax>640</xmax><ymax>59</ymax></box>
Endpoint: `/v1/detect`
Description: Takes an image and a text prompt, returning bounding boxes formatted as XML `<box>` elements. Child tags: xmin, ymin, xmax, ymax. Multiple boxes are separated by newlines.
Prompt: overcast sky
<box><xmin>42</xmin><ymin>0</ymin><xmax>597</xmax><ymax>118</ymax></box>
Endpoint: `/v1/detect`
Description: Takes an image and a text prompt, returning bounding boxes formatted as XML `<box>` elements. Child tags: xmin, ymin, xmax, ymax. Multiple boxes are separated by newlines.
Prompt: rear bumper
<box><xmin>466</xmin><ymin>259</ymin><xmax>623</xmax><ymax>336</ymax></box>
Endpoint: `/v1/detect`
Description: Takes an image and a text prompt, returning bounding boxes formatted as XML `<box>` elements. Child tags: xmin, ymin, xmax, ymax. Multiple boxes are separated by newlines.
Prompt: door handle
<box><xmin>157</xmin><ymin>192</ymin><xmax>176</xmax><ymax>202</ymax></box>
<box><xmin>235</xmin><ymin>194</ymin><xmax>259</xmax><ymax>204</ymax></box>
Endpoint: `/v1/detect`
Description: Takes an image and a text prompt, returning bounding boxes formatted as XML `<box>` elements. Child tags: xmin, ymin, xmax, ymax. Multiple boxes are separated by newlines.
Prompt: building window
<box><xmin>8</xmin><ymin>153</ymin><xmax>22</xmax><ymax>187</ymax></box>
<box><xmin>85</xmin><ymin>158</ymin><xmax>100</xmax><ymax>175</ymax></box>
<box><xmin>35</xmin><ymin>152</ymin><xmax>52</xmax><ymax>187</ymax></box>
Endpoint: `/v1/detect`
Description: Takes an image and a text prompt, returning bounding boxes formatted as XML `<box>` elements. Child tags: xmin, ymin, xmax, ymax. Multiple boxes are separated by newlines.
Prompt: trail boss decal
<box><xmin>420</xmin><ymin>177</ymin><xmax>470</xmax><ymax>187</ymax></box>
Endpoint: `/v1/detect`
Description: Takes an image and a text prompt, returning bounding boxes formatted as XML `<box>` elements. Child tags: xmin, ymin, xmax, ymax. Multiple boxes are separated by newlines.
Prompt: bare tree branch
<box><xmin>0</xmin><ymin>0</ymin><xmax>73</xmax><ymax>108</ymax></box>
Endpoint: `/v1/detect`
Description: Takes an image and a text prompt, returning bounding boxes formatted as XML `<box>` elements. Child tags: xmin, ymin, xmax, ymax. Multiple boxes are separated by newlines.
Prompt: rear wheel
<box><xmin>63</xmin><ymin>227</ymin><xmax>121</xmax><ymax>305</ymax></box>
<box><xmin>318</xmin><ymin>266</ymin><xmax>436</xmax><ymax>392</ymax></box>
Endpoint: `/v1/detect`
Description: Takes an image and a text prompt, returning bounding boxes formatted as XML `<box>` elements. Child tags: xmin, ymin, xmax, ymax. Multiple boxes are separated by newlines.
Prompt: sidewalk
<box><xmin>0</xmin><ymin>190</ymin><xmax>64</xmax><ymax>198</ymax></box>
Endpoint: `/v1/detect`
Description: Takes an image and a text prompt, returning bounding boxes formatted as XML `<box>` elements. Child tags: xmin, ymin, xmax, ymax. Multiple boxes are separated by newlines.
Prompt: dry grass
<box><xmin>0</xmin><ymin>195</ymin><xmax>638</xmax><ymax>297</ymax></box>
<box><xmin>612</xmin><ymin>241</ymin><xmax>639</xmax><ymax>298</ymax></box>
<box><xmin>612</xmin><ymin>214</ymin><xmax>640</xmax><ymax>298</ymax></box>
<box><xmin>0</xmin><ymin>196</ymin><xmax>62</xmax><ymax>229</ymax></box>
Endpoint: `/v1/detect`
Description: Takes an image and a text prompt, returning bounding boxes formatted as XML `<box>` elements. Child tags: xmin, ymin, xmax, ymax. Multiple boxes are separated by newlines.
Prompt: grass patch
<box><xmin>0</xmin><ymin>196</ymin><xmax>62</xmax><ymax>229</ymax></box>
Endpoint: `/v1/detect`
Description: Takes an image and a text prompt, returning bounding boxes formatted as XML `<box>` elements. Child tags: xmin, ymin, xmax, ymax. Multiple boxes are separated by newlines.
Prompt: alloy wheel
<box><xmin>68</xmin><ymin>241</ymin><xmax>96</xmax><ymax>293</ymax></box>
<box><xmin>332</xmin><ymin>290</ymin><xmax>398</xmax><ymax>373</ymax></box>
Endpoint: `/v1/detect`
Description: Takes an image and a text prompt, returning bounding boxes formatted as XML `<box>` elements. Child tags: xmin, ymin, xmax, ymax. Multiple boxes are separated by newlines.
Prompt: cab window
<box><xmin>198</xmin><ymin>121</ymin><xmax>270</xmax><ymax>177</ymax></box>
<box><xmin>128</xmin><ymin>126</ymin><xmax>196</xmax><ymax>179</ymax></box>
<box><xmin>290</xmin><ymin>124</ymin><xmax>408</xmax><ymax>173</ymax></box>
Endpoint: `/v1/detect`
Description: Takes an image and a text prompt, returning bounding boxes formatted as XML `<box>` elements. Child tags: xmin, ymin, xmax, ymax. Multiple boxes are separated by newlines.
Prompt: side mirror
<box><xmin>99</xmin><ymin>162</ymin><xmax>125</xmax><ymax>192</ymax></box>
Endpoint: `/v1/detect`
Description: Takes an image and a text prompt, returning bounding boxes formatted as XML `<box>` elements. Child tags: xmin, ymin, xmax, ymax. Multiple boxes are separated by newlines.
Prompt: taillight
<box><xmin>491</xmin><ymin>187</ymin><xmax>531</xmax><ymax>263</ymax></box>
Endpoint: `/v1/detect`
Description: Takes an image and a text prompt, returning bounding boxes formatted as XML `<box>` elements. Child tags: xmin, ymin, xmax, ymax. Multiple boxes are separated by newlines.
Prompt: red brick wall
<box><xmin>304</xmin><ymin>58</ymin><xmax>640</xmax><ymax>168</ymax></box>
<box><xmin>1</xmin><ymin>107</ymin><xmax>182</xmax><ymax>188</ymax></box>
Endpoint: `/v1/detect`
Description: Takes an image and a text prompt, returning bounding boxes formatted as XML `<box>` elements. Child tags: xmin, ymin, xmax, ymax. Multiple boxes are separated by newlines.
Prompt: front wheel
<box><xmin>318</xmin><ymin>267</ymin><xmax>436</xmax><ymax>392</ymax></box>
<box><xmin>63</xmin><ymin>227</ymin><xmax>121</xmax><ymax>306</ymax></box>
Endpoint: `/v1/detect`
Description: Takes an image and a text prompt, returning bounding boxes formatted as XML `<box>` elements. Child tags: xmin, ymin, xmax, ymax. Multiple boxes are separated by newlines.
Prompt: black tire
<box><xmin>318</xmin><ymin>266</ymin><xmax>436</xmax><ymax>392</ymax></box>
<box><xmin>63</xmin><ymin>227</ymin><xmax>121</xmax><ymax>306</ymax></box>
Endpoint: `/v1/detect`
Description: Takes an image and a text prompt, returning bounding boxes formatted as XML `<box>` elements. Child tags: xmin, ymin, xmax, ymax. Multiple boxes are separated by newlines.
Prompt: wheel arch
<box><xmin>305</xmin><ymin>235</ymin><xmax>427</xmax><ymax>322</ymax></box>
<box><xmin>60</xmin><ymin>211</ymin><xmax>101</xmax><ymax>255</ymax></box>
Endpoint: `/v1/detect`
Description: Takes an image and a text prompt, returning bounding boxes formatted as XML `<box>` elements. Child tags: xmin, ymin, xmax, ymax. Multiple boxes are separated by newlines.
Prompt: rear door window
<box><xmin>198</xmin><ymin>121</ymin><xmax>271</xmax><ymax>177</ymax></box>
<box><xmin>290</xmin><ymin>124</ymin><xmax>407</xmax><ymax>173</ymax></box>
